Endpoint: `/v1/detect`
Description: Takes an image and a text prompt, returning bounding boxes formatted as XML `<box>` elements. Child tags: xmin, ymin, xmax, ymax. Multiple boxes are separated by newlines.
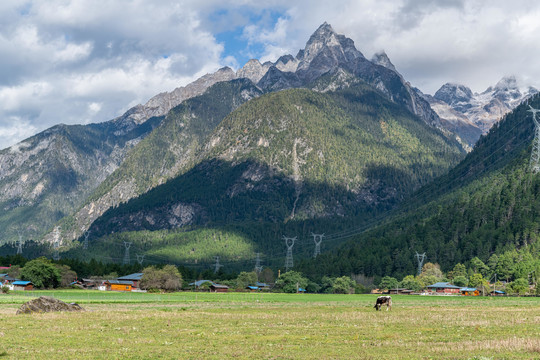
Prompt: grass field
<box><xmin>0</xmin><ymin>291</ymin><xmax>539</xmax><ymax>359</ymax></box>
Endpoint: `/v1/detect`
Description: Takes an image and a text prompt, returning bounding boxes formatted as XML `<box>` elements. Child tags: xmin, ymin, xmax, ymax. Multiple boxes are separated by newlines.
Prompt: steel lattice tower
<box><xmin>16</xmin><ymin>230</ymin><xmax>23</xmax><ymax>255</ymax></box>
<box><xmin>52</xmin><ymin>227</ymin><xmax>61</xmax><ymax>261</ymax></box>
<box><xmin>311</xmin><ymin>233</ymin><xmax>324</xmax><ymax>258</ymax></box>
<box><xmin>284</xmin><ymin>236</ymin><xmax>296</xmax><ymax>272</ymax></box>
<box><xmin>136</xmin><ymin>254</ymin><xmax>145</xmax><ymax>266</ymax></box>
<box><xmin>83</xmin><ymin>231</ymin><xmax>90</xmax><ymax>250</ymax></box>
<box><xmin>415</xmin><ymin>252</ymin><xmax>426</xmax><ymax>276</ymax></box>
<box><xmin>123</xmin><ymin>241</ymin><xmax>132</xmax><ymax>265</ymax></box>
<box><xmin>528</xmin><ymin>106</ymin><xmax>540</xmax><ymax>173</ymax></box>
<box><xmin>254</xmin><ymin>253</ymin><xmax>263</xmax><ymax>275</ymax></box>
<box><xmin>214</xmin><ymin>256</ymin><xmax>223</xmax><ymax>273</ymax></box>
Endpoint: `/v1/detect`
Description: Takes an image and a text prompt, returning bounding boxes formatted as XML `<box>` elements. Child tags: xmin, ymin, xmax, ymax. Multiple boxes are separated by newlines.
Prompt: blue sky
<box><xmin>1</xmin><ymin>0</ymin><xmax>540</xmax><ymax>149</ymax></box>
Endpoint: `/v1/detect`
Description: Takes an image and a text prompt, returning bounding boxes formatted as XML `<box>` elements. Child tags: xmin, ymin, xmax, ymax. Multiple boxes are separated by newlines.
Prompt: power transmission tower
<box><xmin>214</xmin><ymin>256</ymin><xmax>223</xmax><ymax>273</ymax></box>
<box><xmin>123</xmin><ymin>241</ymin><xmax>132</xmax><ymax>265</ymax></box>
<box><xmin>254</xmin><ymin>253</ymin><xmax>263</xmax><ymax>275</ymax></box>
<box><xmin>415</xmin><ymin>252</ymin><xmax>426</xmax><ymax>276</ymax></box>
<box><xmin>52</xmin><ymin>227</ymin><xmax>61</xmax><ymax>261</ymax></box>
<box><xmin>311</xmin><ymin>233</ymin><xmax>324</xmax><ymax>258</ymax></box>
<box><xmin>284</xmin><ymin>236</ymin><xmax>296</xmax><ymax>272</ymax></box>
<box><xmin>82</xmin><ymin>230</ymin><xmax>90</xmax><ymax>250</ymax></box>
<box><xmin>528</xmin><ymin>106</ymin><xmax>540</xmax><ymax>173</ymax></box>
<box><xmin>136</xmin><ymin>254</ymin><xmax>145</xmax><ymax>266</ymax></box>
<box><xmin>15</xmin><ymin>230</ymin><xmax>23</xmax><ymax>255</ymax></box>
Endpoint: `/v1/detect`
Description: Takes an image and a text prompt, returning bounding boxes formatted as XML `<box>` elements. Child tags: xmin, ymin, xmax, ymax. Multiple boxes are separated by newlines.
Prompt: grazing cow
<box><xmin>374</xmin><ymin>296</ymin><xmax>392</xmax><ymax>311</ymax></box>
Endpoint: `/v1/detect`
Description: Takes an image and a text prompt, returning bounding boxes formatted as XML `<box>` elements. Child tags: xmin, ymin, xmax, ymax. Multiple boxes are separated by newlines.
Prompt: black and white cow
<box><xmin>374</xmin><ymin>296</ymin><xmax>392</xmax><ymax>311</ymax></box>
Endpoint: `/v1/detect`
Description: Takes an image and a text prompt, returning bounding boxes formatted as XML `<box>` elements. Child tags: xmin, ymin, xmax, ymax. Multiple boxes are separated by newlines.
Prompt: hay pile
<box><xmin>16</xmin><ymin>296</ymin><xmax>84</xmax><ymax>314</ymax></box>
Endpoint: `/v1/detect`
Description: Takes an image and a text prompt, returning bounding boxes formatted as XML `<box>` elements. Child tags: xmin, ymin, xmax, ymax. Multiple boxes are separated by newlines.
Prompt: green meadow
<box><xmin>0</xmin><ymin>291</ymin><xmax>539</xmax><ymax>359</ymax></box>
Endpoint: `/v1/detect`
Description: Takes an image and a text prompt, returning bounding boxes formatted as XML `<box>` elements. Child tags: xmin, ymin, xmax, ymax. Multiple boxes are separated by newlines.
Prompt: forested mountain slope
<box><xmin>74</xmin><ymin>81</ymin><xmax>464</xmax><ymax>266</ymax></box>
<box><xmin>55</xmin><ymin>79</ymin><xmax>262</xmax><ymax>243</ymax></box>
<box><xmin>299</xmin><ymin>94</ymin><xmax>540</xmax><ymax>279</ymax></box>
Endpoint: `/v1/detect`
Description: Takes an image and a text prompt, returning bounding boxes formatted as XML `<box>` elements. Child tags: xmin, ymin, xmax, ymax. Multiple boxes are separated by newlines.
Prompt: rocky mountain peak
<box><xmin>493</xmin><ymin>75</ymin><xmax>518</xmax><ymax>91</ymax></box>
<box><xmin>296</xmin><ymin>23</ymin><xmax>364</xmax><ymax>82</ymax></box>
<box><xmin>237</xmin><ymin>59</ymin><xmax>271</xmax><ymax>83</ymax></box>
<box><xmin>434</xmin><ymin>83</ymin><xmax>474</xmax><ymax>105</ymax></box>
<box><xmin>371</xmin><ymin>51</ymin><xmax>397</xmax><ymax>73</ymax></box>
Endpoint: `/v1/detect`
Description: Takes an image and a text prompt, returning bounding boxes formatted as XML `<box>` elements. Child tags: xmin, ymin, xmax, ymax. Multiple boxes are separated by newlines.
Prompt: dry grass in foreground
<box><xmin>0</xmin><ymin>294</ymin><xmax>538</xmax><ymax>359</ymax></box>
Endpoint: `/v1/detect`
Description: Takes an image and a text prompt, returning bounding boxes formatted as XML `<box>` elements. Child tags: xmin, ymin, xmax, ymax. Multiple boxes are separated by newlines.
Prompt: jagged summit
<box><xmin>430</xmin><ymin>76</ymin><xmax>537</xmax><ymax>135</ymax></box>
<box><xmin>493</xmin><ymin>75</ymin><xmax>518</xmax><ymax>91</ymax></box>
<box><xmin>371</xmin><ymin>51</ymin><xmax>397</xmax><ymax>73</ymax></box>
<box><xmin>296</xmin><ymin>22</ymin><xmax>364</xmax><ymax>81</ymax></box>
<box><xmin>434</xmin><ymin>83</ymin><xmax>474</xmax><ymax>106</ymax></box>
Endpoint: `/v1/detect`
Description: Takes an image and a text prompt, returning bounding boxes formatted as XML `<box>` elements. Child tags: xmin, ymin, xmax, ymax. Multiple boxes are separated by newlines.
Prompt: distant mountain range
<box><xmin>0</xmin><ymin>23</ymin><xmax>535</xmax><ymax>272</ymax></box>
<box><xmin>423</xmin><ymin>76</ymin><xmax>537</xmax><ymax>149</ymax></box>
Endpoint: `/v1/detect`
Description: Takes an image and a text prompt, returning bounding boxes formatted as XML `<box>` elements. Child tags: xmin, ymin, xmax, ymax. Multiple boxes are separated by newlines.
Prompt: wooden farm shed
<box><xmin>12</xmin><ymin>281</ymin><xmax>33</xmax><ymax>291</ymax></box>
<box><xmin>426</xmin><ymin>282</ymin><xmax>461</xmax><ymax>294</ymax></box>
<box><xmin>104</xmin><ymin>280</ymin><xmax>133</xmax><ymax>292</ymax></box>
<box><xmin>210</xmin><ymin>283</ymin><xmax>229</xmax><ymax>293</ymax></box>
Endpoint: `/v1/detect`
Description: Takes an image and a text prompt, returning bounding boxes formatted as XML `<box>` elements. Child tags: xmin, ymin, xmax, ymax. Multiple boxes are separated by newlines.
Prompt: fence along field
<box><xmin>1</xmin><ymin>291</ymin><xmax>539</xmax><ymax>359</ymax></box>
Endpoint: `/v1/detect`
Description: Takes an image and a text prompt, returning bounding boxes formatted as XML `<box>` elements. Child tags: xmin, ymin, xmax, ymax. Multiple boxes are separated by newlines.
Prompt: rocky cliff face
<box><xmin>0</xmin><ymin>119</ymin><xmax>159</xmax><ymax>244</ymax></box>
<box><xmin>117</xmin><ymin>67</ymin><xmax>238</xmax><ymax>128</ymax></box>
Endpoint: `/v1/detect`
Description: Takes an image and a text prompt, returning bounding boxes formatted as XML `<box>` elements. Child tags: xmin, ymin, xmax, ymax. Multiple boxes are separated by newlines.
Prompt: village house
<box><xmin>210</xmin><ymin>283</ymin><xmax>229</xmax><ymax>293</ymax></box>
<box><xmin>117</xmin><ymin>273</ymin><xmax>144</xmax><ymax>289</ymax></box>
<box><xmin>426</xmin><ymin>282</ymin><xmax>462</xmax><ymax>294</ymax></box>
<box><xmin>188</xmin><ymin>280</ymin><xmax>214</xmax><ymax>290</ymax></box>
<box><xmin>12</xmin><ymin>281</ymin><xmax>33</xmax><ymax>291</ymax></box>
<box><xmin>104</xmin><ymin>280</ymin><xmax>133</xmax><ymax>292</ymax></box>
<box><xmin>460</xmin><ymin>287</ymin><xmax>479</xmax><ymax>296</ymax></box>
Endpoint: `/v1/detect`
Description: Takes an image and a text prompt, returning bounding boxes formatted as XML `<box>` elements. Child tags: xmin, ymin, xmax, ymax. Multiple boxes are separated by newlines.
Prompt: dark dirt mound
<box><xmin>16</xmin><ymin>296</ymin><xmax>84</xmax><ymax>314</ymax></box>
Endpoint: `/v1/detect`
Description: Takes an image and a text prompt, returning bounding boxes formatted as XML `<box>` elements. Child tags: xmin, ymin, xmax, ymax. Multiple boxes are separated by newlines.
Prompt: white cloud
<box><xmin>0</xmin><ymin>117</ymin><xmax>38</xmax><ymax>150</ymax></box>
<box><xmin>2</xmin><ymin>0</ymin><xmax>540</xmax><ymax>150</ymax></box>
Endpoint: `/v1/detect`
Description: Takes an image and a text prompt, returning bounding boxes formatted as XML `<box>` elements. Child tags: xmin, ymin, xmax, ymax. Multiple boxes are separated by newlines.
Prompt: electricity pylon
<box><xmin>311</xmin><ymin>233</ymin><xmax>324</xmax><ymax>258</ymax></box>
<box><xmin>284</xmin><ymin>236</ymin><xmax>296</xmax><ymax>272</ymax></box>
<box><xmin>52</xmin><ymin>227</ymin><xmax>61</xmax><ymax>261</ymax></box>
<box><xmin>83</xmin><ymin>230</ymin><xmax>90</xmax><ymax>250</ymax></box>
<box><xmin>15</xmin><ymin>230</ymin><xmax>23</xmax><ymax>255</ymax></box>
<box><xmin>214</xmin><ymin>256</ymin><xmax>223</xmax><ymax>273</ymax></box>
<box><xmin>415</xmin><ymin>252</ymin><xmax>426</xmax><ymax>276</ymax></box>
<box><xmin>254</xmin><ymin>253</ymin><xmax>263</xmax><ymax>275</ymax></box>
<box><xmin>123</xmin><ymin>241</ymin><xmax>132</xmax><ymax>265</ymax></box>
<box><xmin>528</xmin><ymin>106</ymin><xmax>540</xmax><ymax>173</ymax></box>
<box><xmin>136</xmin><ymin>254</ymin><xmax>145</xmax><ymax>266</ymax></box>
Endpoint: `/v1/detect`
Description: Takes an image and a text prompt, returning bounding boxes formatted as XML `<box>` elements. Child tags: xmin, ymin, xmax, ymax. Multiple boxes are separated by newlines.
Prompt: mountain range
<box><xmin>423</xmin><ymin>76</ymin><xmax>537</xmax><ymax>148</ymax></box>
<box><xmin>0</xmin><ymin>23</ymin><xmax>537</xmax><ymax>276</ymax></box>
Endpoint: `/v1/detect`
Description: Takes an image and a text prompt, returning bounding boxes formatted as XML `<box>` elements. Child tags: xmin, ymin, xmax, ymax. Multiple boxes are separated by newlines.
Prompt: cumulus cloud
<box><xmin>2</xmin><ymin>0</ymin><xmax>540</xmax><ymax>149</ymax></box>
<box><xmin>0</xmin><ymin>0</ymin><xmax>226</xmax><ymax>149</ymax></box>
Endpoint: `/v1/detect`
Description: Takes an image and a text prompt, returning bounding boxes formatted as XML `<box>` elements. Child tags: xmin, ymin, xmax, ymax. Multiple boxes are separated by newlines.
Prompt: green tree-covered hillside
<box><xmin>76</xmin><ymin>82</ymin><xmax>465</xmax><ymax>266</ymax></box>
<box><xmin>299</xmin><ymin>94</ymin><xmax>540</xmax><ymax>280</ymax></box>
